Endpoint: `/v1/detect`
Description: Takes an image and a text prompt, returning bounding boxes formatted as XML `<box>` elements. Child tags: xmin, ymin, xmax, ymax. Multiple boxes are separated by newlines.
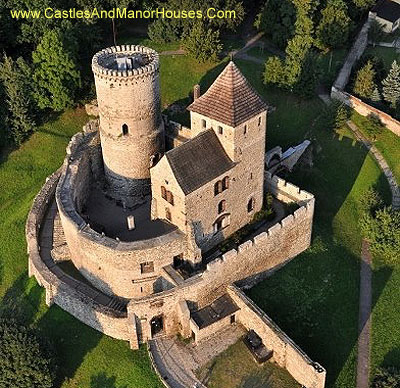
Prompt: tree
<box><xmin>382</xmin><ymin>60</ymin><xmax>400</xmax><ymax>109</ymax></box>
<box><xmin>371</xmin><ymin>87</ymin><xmax>381</xmax><ymax>102</ymax></box>
<box><xmin>369</xmin><ymin>19</ymin><xmax>386</xmax><ymax>46</ymax></box>
<box><xmin>0</xmin><ymin>55</ymin><xmax>37</xmax><ymax>146</ymax></box>
<box><xmin>353</xmin><ymin>60</ymin><xmax>377</xmax><ymax>99</ymax></box>
<box><xmin>316</xmin><ymin>0</ymin><xmax>352</xmax><ymax>51</ymax></box>
<box><xmin>32</xmin><ymin>29</ymin><xmax>81</xmax><ymax>111</ymax></box>
<box><xmin>360</xmin><ymin>207</ymin><xmax>400</xmax><ymax>264</ymax></box>
<box><xmin>0</xmin><ymin>319</ymin><xmax>56</xmax><ymax>388</ymax></box>
<box><xmin>353</xmin><ymin>0</ymin><xmax>376</xmax><ymax>11</ymax></box>
<box><xmin>182</xmin><ymin>22</ymin><xmax>222</xmax><ymax>63</ymax></box>
<box><xmin>255</xmin><ymin>0</ymin><xmax>297</xmax><ymax>49</ymax></box>
<box><xmin>264</xmin><ymin>57</ymin><xmax>286</xmax><ymax>86</ymax></box>
<box><xmin>372</xmin><ymin>366</ymin><xmax>400</xmax><ymax>387</ymax></box>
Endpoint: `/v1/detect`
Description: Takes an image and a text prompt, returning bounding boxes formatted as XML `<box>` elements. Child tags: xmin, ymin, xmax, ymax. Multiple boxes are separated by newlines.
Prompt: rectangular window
<box><xmin>140</xmin><ymin>261</ymin><xmax>154</xmax><ymax>274</ymax></box>
<box><xmin>218</xmin><ymin>126</ymin><xmax>223</xmax><ymax>134</ymax></box>
<box><xmin>230</xmin><ymin>314</ymin><xmax>235</xmax><ymax>324</ymax></box>
<box><xmin>201</xmin><ymin>119</ymin><xmax>206</xmax><ymax>128</ymax></box>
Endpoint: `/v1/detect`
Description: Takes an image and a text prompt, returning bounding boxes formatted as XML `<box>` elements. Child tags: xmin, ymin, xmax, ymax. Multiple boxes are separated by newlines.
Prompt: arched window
<box><xmin>122</xmin><ymin>123</ymin><xmax>128</xmax><ymax>135</ymax></box>
<box><xmin>218</xmin><ymin>200</ymin><xmax>226</xmax><ymax>214</ymax></box>
<box><xmin>166</xmin><ymin>191</ymin><xmax>174</xmax><ymax>206</ymax></box>
<box><xmin>201</xmin><ymin>119</ymin><xmax>206</xmax><ymax>128</ymax></box>
<box><xmin>213</xmin><ymin>214</ymin><xmax>230</xmax><ymax>232</ymax></box>
<box><xmin>161</xmin><ymin>186</ymin><xmax>167</xmax><ymax>200</ymax></box>
<box><xmin>165</xmin><ymin>208</ymin><xmax>172</xmax><ymax>221</ymax></box>
<box><xmin>247</xmin><ymin>197</ymin><xmax>255</xmax><ymax>213</ymax></box>
<box><xmin>222</xmin><ymin>176</ymin><xmax>229</xmax><ymax>190</ymax></box>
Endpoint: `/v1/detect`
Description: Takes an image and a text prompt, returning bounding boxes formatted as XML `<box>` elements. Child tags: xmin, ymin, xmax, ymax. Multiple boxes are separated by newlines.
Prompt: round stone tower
<box><xmin>92</xmin><ymin>45</ymin><xmax>164</xmax><ymax>206</ymax></box>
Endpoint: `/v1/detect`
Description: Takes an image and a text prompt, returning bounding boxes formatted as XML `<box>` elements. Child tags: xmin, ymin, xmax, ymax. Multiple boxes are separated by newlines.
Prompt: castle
<box><xmin>27</xmin><ymin>45</ymin><xmax>326</xmax><ymax>388</ymax></box>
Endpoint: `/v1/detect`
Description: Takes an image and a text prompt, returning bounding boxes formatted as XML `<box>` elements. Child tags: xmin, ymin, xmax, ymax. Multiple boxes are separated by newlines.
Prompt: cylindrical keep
<box><xmin>92</xmin><ymin>45</ymin><xmax>164</xmax><ymax>204</ymax></box>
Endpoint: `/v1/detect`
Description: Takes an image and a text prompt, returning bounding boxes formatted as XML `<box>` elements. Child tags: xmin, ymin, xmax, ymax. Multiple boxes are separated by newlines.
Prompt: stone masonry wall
<box><xmin>26</xmin><ymin>169</ymin><xmax>133</xmax><ymax>344</ymax></box>
<box><xmin>227</xmin><ymin>285</ymin><xmax>326</xmax><ymax>388</ymax></box>
<box><xmin>128</xmin><ymin>174</ymin><xmax>315</xmax><ymax>342</ymax></box>
<box><xmin>57</xmin><ymin>130</ymin><xmax>187</xmax><ymax>299</ymax></box>
<box><xmin>332</xmin><ymin>87</ymin><xmax>400</xmax><ymax>137</ymax></box>
<box><xmin>92</xmin><ymin>45</ymin><xmax>165</xmax><ymax>202</ymax></box>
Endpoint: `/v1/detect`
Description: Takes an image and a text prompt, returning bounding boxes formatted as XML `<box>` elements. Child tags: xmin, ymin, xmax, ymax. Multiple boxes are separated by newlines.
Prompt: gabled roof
<box><xmin>165</xmin><ymin>129</ymin><xmax>235</xmax><ymax>195</ymax></box>
<box><xmin>188</xmin><ymin>61</ymin><xmax>268</xmax><ymax>127</ymax></box>
<box><xmin>373</xmin><ymin>0</ymin><xmax>400</xmax><ymax>23</ymax></box>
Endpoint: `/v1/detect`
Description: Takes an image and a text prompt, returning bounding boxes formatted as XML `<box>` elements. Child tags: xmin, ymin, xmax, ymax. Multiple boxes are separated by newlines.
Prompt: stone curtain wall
<box><xmin>331</xmin><ymin>17</ymin><xmax>400</xmax><ymax>138</ymax></box>
<box><xmin>333</xmin><ymin>19</ymin><xmax>370</xmax><ymax>91</ymax></box>
<box><xmin>56</xmin><ymin>130</ymin><xmax>187</xmax><ymax>298</ymax></box>
<box><xmin>227</xmin><ymin>285</ymin><xmax>326</xmax><ymax>388</ymax></box>
<box><xmin>26</xmin><ymin>170</ymin><xmax>134</xmax><ymax>344</ymax></box>
<box><xmin>332</xmin><ymin>87</ymin><xmax>400</xmax><ymax>136</ymax></box>
<box><xmin>128</xmin><ymin>175</ymin><xmax>315</xmax><ymax>342</ymax></box>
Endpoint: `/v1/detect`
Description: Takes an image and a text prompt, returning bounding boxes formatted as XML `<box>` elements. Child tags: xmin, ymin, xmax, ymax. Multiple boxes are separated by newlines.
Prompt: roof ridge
<box><xmin>187</xmin><ymin>61</ymin><xmax>268</xmax><ymax>127</ymax></box>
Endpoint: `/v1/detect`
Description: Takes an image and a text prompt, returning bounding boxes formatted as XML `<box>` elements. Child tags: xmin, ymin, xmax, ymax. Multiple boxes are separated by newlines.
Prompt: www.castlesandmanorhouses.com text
<box><xmin>10</xmin><ymin>7</ymin><xmax>237</xmax><ymax>20</ymax></box>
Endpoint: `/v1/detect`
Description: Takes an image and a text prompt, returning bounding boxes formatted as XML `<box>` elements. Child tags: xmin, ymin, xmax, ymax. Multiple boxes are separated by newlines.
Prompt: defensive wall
<box><xmin>227</xmin><ymin>285</ymin><xmax>326</xmax><ymax>388</ymax></box>
<box><xmin>26</xmin><ymin>168</ymin><xmax>134</xmax><ymax>344</ymax></box>
<box><xmin>56</xmin><ymin>125</ymin><xmax>187</xmax><ymax>299</ymax></box>
<box><xmin>332</xmin><ymin>87</ymin><xmax>400</xmax><ymax>136</ymax></box>
<box><xmin>332</xmin><ymin>17</ymin><xmax>400</xmax><ymax>138</ymax></box>
<box><xmin>128</xmin><ymin>174</ymin><xmax>315</xmax><ymax>344</ymax></box>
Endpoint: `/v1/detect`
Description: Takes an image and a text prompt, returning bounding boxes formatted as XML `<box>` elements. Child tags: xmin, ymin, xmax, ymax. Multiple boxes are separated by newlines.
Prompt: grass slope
<box><xmin>234</xmin><ymin>59</ymin><xmax>391</xmax><ymax>388</ymax></box>
<box><xmin>0</xmin><ymin>108</ymin><xmax>163</xmax><ymax>388</ymax></box>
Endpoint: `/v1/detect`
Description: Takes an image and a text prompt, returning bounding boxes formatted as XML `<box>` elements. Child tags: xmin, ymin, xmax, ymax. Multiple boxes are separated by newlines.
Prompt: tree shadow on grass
<box><xmin>0</xmin><ymin>272</ymin><xmax>44</xmax><ymax>326</ymax></box>
<box><xmin>90</xmin><ymin>372</ymin><xmax>128</xmax><ymax>388</ymax></box>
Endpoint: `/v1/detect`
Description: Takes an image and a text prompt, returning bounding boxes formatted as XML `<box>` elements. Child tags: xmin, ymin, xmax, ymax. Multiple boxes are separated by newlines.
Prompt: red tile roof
<box><xmin>188</xmin><ymin>61</ymin><xmax>268</xmax><ymax>127</ymax></box>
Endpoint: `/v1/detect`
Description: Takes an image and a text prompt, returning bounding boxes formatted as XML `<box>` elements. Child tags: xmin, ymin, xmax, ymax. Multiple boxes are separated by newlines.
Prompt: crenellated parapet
<box><xmin>91</xmin><ymin>45</ymin><xmax>160</xmax><ymax>82</ymax></box>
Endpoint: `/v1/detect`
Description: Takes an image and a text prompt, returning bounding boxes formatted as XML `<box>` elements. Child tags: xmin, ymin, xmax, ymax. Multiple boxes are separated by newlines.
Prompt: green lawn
<box><xmin>0</xmin><ymin>42</ymin><xmax>397</xmax><ymax>388</ymax></box>
<box><xmin>196</xmin><ymin>340</ymin><xmax>301</xmax><ymax>388</ymax></box>
<box><xmin>343</xmin><ymin>112</ymin><xmax>400</xmax><ymax>381</ymax></box>
<box><xmin>350</xmin><ymin>111</ymin><xmax>400</xmax><ymax>183</ymax></box>
<box><xmin>0</xmin><ymin>108</ymin><xmax>163</xmax><ymax>388</ymax></box>
<box><xmin>364</xmin><ymin>46</ymin><xmax>400</xmax><ymax>70</ymax></box>
<box><xmin>235</xmin><ymin>59</ymin><xmax>392</xmax><ymax>388</ymax></box>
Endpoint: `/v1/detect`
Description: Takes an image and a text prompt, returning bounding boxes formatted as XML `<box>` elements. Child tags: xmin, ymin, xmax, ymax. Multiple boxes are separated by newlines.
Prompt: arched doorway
<box><xmin>150</xmin><ymin>315</ymin><xmax>164</xmax><ymax>337</ymax></box>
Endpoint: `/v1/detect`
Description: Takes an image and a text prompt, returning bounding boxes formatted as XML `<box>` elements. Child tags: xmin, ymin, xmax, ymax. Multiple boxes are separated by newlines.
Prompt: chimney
<box><xmin>193</xmin><ymin>84</ymin><xmax>201</xmax><ymax>100</ymax></box>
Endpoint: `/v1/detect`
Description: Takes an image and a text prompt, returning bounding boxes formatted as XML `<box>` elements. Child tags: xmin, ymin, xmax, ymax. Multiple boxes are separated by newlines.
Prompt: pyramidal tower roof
<box><xmin>188</xmin><ymin>61</ymin><xmax>268</xmax><ymax>127</ymax></box>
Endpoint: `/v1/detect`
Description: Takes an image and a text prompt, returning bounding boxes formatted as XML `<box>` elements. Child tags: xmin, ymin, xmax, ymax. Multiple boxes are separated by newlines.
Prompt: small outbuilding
<box><xmin>370</xmin><ymin>0</ymin><xmax>400</xmax><ymax>33</ymax></box>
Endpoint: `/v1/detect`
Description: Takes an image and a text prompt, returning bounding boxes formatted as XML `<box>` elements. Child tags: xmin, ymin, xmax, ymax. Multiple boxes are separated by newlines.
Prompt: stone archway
<box><xmin>150</xmin><ymin>315</ymin><xmax>164</xmax><ymax>337</ymax></box>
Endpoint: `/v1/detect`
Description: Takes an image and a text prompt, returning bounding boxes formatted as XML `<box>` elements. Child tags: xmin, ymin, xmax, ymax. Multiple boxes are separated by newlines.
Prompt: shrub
<box><xmin>0</xmin><ymin>319</ymin><xmax>56</xmax><ymax>388</ymax></box>
<box><xmin>372</xmin><ymin>366</ymin><xmax>400</xmax><ymax>388</ymax></box>
<box><xmin>360</xmin><ymin>207</ymin><xmax>400</xmax><ymax>265</ymax></box>
<box><xmin>364</xmin><ymin>113</ymin><xmax>385</xmax><ymax>139</ymax></box>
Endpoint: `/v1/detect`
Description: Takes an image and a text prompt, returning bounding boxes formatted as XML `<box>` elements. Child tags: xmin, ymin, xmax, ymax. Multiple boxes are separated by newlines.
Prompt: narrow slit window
<box><xmin>122</xmin><ymin>124</ymin><xmax>128</xmax><ymax>135</ymax></box>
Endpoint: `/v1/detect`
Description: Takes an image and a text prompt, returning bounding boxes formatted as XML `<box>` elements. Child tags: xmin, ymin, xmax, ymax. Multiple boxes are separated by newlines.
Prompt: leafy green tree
<box><xmin>382</xmin><ymin>60</ymin><xmax>400</xmax><ymax>109</ymax></box>
<box><xmin>369</xmin><ymin>19</ymin><xmax>386</xmax><ymax>46</ymax></box>
<box><xmin>264</xmin><ymin>57</ymin><xmax>286</xmax><ymax>86</ymax></box>
<box><xmin>316</xmin><ymin>0</ymin><xmax>352</xmax><ymax>50</ymax></box>
<box><xmin>0</xmin><ymin>319</ymin><xmax>56</xmax><ymax>388</ymax></box>
<box><xmin>32</xmin><ymin>29</ymin><xmax>81</xmax><ymax>111</ymax></box>
<box><xmin>372</xmin><ymin>366</ymin><xmax>400</xmax><ymax>388</ymax></box>
<box><xmin>182</xmin><ymin>22</ymin><xmax>222</xmax><ymax>63</ymax></box>
<box><xmin>360</xmin><ymin>207</ymin><xmax>400</xmax><ymax>264</ymax></box>
<box><xmin>254</xmin><ymin>0</ymin><xmax>297</xmax><ymax>49</ymax></box>
<box><xmin>0</xmin><ymin>55</ymin><xmax>37</xmax><ymax>146</ymax></box>
<box><xmin>353</xmin><ymin>0</ymin><xmax>376</xmax><ymax>11</ymax></box>
<box><xmin>353</xmin><ymin>60</ymin><xmax>377</xmax><ymax>99</ymax></box>
<box><xmin>148</xmin><ymin>0</ymin><xmax>244</xmax><ymax>44</ymax></box>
